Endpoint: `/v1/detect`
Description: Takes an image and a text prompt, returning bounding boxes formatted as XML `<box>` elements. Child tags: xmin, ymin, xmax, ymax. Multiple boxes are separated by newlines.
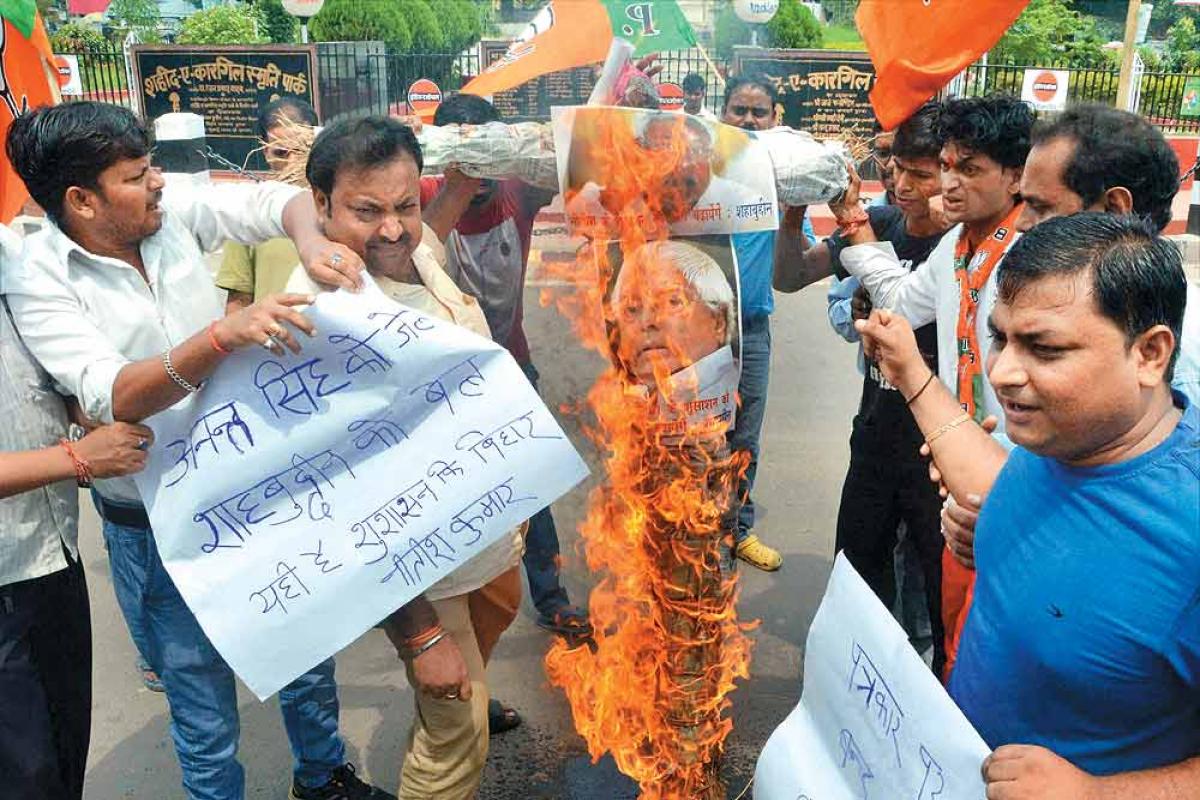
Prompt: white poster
<box><xmin>754</xmin><ymin>554</ymin><xmax>990</xmax><ymax>800</ymax></box>
<box><xmin>1021</xmin><ymin>68</ymin><xmax>1070</xmax><ymax>112</ymax></box>
<box><xmin>554</xmin><ymin>105</ymin><xmax>780</xmax><ymax>237</ymax></box>
<box><xmin>133</xmin><ymin>285</ymin><xmax>590</xmax><ymax>699</ymax></box>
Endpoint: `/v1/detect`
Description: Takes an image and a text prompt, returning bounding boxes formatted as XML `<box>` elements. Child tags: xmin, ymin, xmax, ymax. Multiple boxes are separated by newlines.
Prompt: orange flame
<box><xmin>542</xmin><ymin>110</ymin><xmax>754</xmax><ymax>798</ymax></box>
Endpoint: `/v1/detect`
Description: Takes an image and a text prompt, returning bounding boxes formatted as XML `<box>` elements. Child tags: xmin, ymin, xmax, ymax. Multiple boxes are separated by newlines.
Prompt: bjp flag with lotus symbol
<box><xmin>1</xmin><ymin>2</ymin><xmax>59</xmax><ymax>223</ymax></box>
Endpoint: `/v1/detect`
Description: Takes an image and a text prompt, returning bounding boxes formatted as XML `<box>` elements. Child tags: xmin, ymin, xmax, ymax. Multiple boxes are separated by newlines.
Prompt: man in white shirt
<box><xmin>0</xmin><ymin>224</ymin><xmax>154</xmax><ymax>800</ymax></box>
<box><xmin>682</xmin><ymin>72</ymin><xmax>717</xmax><ymax>120</ymax></box>
<box><xmin>4</xmin><ymin>101</ymin><xmax>389</xmax><ymax>800</ymax></box>
<box><xmin>834</xmin><ymin>95</ymin><xmax>1034</xmax><ymax>674</ymax></box>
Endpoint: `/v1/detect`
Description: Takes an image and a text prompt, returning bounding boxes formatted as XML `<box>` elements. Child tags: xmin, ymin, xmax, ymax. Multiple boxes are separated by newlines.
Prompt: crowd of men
<box><xmin>0</xmin><ymin>60</ymin><xmax>1196</xmax><ymax>800</ymax></box>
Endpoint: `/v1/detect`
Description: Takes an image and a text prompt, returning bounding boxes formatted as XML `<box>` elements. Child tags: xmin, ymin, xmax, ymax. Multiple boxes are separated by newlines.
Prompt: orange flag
<box><xmin>462</xmin><ymin>0</ymin><xmax>613</xmax><ymax>98</ymax></box>
<box><xmin>1</xmin><ymin>13</ymin><xmax>59</xmax><ymax>223</ymax></box>
<box><xmin>857</xmin><ymin>0</ymin><xmax>1030</xmax><ymax>130</ymax></box>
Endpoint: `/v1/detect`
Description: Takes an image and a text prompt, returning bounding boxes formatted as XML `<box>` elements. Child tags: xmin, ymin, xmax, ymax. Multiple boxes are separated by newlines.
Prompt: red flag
<box><xmin>462</xmin><ymin>0</ymin><xmax>612</xmax><ymax>98</ymax></box>
<box><xmin>1</xmin><ymin>14</ymin><xmax>59</xmax><ymax>223</ymax></box>
<box><xmin>857</xmin><ymin>0</ymin><xmax>1030</xmax><ymax>130</ymax></box>
<box><xmin>67</xmin><ymin>0</ymin><xmax>112</xmax><ymax>14</ymax></box>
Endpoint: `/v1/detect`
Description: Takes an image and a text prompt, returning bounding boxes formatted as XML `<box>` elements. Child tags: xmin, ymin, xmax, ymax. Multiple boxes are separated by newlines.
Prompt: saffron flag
<box><xmin>1</xmin><ymin>11</ymin><xmax>58</xmax><ymax>223</ymax></box>
<box><xmin>857</xmin><ymin>0</ymin><xmax>1030</xmax><ymax>130</ymax></box>
<box><xmin>463</xmin><ymin>0</ymin><xmax>696</xmax><ymax>98</ymax></box>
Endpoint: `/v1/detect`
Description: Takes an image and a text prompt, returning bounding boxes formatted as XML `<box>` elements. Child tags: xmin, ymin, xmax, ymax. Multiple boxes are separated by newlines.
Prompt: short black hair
<box><xmin>1032</xmin><ymin>104</ymin><xmax>1180</xmax><ymax>233</ymax></box>
<box><xmin>257</xmin><ymin>97</ymin><xmax>318</xmax><ymax>139</ymax></box>
<box><xmin>937</xmin><ymin>94</ymin><xmax>1033</xmax><ymax>170</ymax></box>
<box><xmin>723</xmin><ymin>74</ymin><xmax>778</xmax><ymax>112</ymax></box>
<box><xmin>681</xmin><ymin>73</ymin><xmax>705</xmax><ymax>94</ymax></box>
<box><xmin>306</xmin><ymin>115</ymin><xmax>423</xmax><ymax>197</ymax></box>
<box><xmin>892</xmin><ymin>100</ymin><xmax>941</xmax><ymax>161</ymax></box>
<box><xmin>998</xmin><ymin>212</ymin><xmax>1186</xmax><ymax>379</ymax></box>
<box><xmin>433</xmin><ymin>93</ymin><xmax>500</xmax><ymax>126</ymax></box>
<box><xmin>5</xmin><ymin>101</ymin><xmax>151</xmax><ymax>225</ymax></box>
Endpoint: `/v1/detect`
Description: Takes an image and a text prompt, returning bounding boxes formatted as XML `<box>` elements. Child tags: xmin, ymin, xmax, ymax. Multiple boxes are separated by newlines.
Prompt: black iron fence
<box><xmin>315</xmin><ymin>43</ymin><xmax>481</xmax><ymax>121</ymax></box>
<box><xmin>55</xmin><ymin>43</ymin><xmax>1200</xmax><ymax>136</ymax></box>
<box><xmin>54</xmin><ymin>43</ymin><xmax>133</xmax><ymax>108</ymax></box>
<box><xmin>958</xmin><ymin>61</ymin><xmax>1200</xmax><ymax>134</ymax></box>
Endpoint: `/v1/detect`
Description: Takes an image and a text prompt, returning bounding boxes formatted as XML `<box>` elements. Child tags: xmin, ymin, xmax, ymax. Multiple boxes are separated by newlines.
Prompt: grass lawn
<box><xmin>822</xmin><ymin>23</ymin><xmax>865</xmax><ymax>51</ymax></box>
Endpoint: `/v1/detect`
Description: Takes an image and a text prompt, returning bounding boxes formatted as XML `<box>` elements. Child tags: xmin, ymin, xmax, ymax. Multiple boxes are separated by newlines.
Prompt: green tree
<box><xmin>108</xmin><ymin>0</ymin><xmax>162</xmax><ymax>42</ymax></box>
<box><xmin>440</xmin><ymin>0</ymin><xmax>483</xmax><ymax>53</ymax></box>
<box><xmin>992</xmin><ymin>0</ymin><xmax>1105</xmax><ymax>66</ymax></box>
<box><xmin>1166</xmin><ymin>16</ymin><xmax>1200</xmax><ymax>73</ymax></box>
<box><xmin>309</xmin><ymin>0</ymin><xmax>413</xmax><ymax>50</ymax></box>
<box><xmin>767</xmin><ymin>0</ymin><xmax>823</xmax><ymax>49</ymax></box>
<box><xmin>397</xmin><ymin>0</ymin><xmax>444</xmax><ymax>52</ymax></box>
<box><xmin>254</xmin><ymin>0</ymin><xmax>298</xmax><ymax>44</ymax></box>
<box><xmin>51</xmin><ymin>21</ymin><xmax>106</xmax><ymax>51</ymax></box>
<box><xmin>177</xmin><ymin>4</ymin><xmax>264</xmax><ymax>45</ymax></box>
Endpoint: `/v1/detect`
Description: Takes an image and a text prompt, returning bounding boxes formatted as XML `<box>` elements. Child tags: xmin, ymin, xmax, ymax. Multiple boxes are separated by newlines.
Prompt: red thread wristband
<box><xmin>60</xmin><ymin>438</ymin><xmax>93</xmax><ymax>485</ymax></box>
<box><xmin>207</xmin><ymin>322</ymin><xmax>231</xmax><ymax>355</ymax></box>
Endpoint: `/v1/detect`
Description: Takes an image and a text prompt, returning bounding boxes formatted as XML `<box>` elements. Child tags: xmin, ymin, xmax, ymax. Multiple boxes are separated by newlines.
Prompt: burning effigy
<box><xmin>537</xmin><ymin>106</ymin><xmax>848</xmax><ymax>798</ymax></box>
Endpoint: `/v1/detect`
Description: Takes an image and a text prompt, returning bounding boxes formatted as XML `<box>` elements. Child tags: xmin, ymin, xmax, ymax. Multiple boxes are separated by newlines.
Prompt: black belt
<box><xmin>96</xmin><ymin>498</ymin><xmax>151</xmax><ymax>530</ymax></box>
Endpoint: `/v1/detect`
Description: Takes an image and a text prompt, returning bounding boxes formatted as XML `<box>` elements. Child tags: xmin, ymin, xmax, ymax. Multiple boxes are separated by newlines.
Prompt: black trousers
<box><xmin>0</xmin><ymin>558</ymin><xmax>92</xmax><ymax>799</ymax></box>
<box><xmin>834</xmin><ymin>450</ymin><xmax>946</xmax><ymax>677</ymax></box>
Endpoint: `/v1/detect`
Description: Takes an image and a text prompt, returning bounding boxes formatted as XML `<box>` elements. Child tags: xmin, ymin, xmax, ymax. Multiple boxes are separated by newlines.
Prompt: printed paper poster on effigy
<box><xmin>552</xmin><ymin>105</ymin><xmax>780</xmax><ymax>238</ymax></box>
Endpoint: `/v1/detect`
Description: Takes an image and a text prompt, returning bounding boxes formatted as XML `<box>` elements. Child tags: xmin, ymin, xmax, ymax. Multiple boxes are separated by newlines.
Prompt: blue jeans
<box><xmin>519</xmin><ymin>360</ymin><xmax>571</xmax><ymax>615</ymax></box>
<box><xmin>100</xmin><ymin>507</ymin><xmax>345</xmax><ymax>798</ymax></box>
<box><xmin>728</xmin><ymin>314</ymin><xmax>771</xmax><ymax>543</ymax></box>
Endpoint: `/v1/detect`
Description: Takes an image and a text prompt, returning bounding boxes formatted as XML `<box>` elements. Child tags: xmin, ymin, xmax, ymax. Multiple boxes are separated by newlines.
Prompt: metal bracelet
<box><xmin>162</xmin><ymin>350</ymin><xmax>201</xmax><ymax>394</ymax></box>
<box><xmin>403</xmin><ymin>630</ymin><xmax>448</xmax><ymax>660</ymax></box>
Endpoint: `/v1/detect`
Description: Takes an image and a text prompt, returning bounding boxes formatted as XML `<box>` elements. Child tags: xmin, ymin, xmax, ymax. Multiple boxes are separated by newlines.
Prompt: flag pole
<box><xmin>1116</xmin><ymin>0</ymin><xmax>1143</xmax><ymax>111</ymax></box>
<box><xmin>693</xmin><ymin>40</ymin><xmax>726</xmax><ymax>88</ymax></box>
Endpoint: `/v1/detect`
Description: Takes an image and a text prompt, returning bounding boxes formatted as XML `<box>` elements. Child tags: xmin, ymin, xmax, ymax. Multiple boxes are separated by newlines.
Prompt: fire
<box><xmin>542</xmin><ymin>110</ymin><xmax>754</xmax><ymax>799</ymax></box>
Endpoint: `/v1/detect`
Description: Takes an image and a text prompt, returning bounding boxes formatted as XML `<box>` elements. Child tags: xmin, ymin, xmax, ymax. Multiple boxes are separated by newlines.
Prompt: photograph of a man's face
<box><xmin>609</xmin><ymin>239</ymin><xmax>734</xmax><ymax>383</ymax></box>
<box><xmin>555</xmin><ymin>106</ymin><xmax>778</xmax><ymax>237</ymax></box>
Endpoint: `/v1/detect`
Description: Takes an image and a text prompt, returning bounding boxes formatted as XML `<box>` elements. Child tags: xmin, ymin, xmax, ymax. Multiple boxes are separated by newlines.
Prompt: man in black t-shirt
<box><xmin>780</xmin><ymin>102</ymin><xmax>952</xmax><ymax>674</ymax></box>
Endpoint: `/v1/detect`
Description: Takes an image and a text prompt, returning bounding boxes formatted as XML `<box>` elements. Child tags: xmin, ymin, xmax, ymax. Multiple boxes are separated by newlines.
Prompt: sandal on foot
<box><xmin>488</xmin><ymin>699</ymin><xmax>522</xmax><ymax>735</ymax></box>
<box><xmin>535</xmin><ymin>605</ymin><xmax>593</xmax><ymax>637</ymax></box>
<box><xmin>734</xmin><ymin>534</ymin><xmax>783</xmax><ymax>572</ymax></box>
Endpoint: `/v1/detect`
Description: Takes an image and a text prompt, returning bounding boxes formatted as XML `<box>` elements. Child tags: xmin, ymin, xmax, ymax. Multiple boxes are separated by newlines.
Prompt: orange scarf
<box><xmin>952</xmin><ymin>203</ymin><xmax>1023</xmax><ymax>422</ymax></box>
<box><xmin>942</xmin><ymin>202</ymin><xmax>1022</xmax><ymax>683</ymax></box>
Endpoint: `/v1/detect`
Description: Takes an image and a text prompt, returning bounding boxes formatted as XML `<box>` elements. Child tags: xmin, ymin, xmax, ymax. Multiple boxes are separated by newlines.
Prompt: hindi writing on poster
<box><xmin>753</xmin><ymin>554</ymin><xmax>990</xmax><ymax>800</ymax></box>
<box><xmin>133</xmin><ymin>283</ymin><xmax>590</xmax><ymax>699</ymax></box>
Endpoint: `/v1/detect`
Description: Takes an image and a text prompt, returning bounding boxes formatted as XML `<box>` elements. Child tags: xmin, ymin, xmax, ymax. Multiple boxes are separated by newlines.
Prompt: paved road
<box><xmin>83</xmin><ymin>283</ymin><xmax>861</xmax><ymax>799</ymax></box>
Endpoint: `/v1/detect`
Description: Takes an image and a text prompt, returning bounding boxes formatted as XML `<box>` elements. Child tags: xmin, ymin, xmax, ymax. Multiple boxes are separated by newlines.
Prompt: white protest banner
<box><xmin>754</xmin><ymin>554</ymin><xmax>990</xmax><ymax>799</ymax></box>
<box><xmin>133</xmin><ymin>284</ymin><xmax>590</xmax><ymax>699</ymax></box>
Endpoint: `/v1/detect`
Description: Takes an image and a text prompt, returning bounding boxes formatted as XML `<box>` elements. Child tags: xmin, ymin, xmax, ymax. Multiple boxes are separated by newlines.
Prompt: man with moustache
<box><xmin>857</xmin><ymin>213</ymin><xmax>1199</xmax><ymax>799</ymax></box>
<box><xmin>284</xmin><ymin>115</ymin><xmax>525</xmax><ymax>800</ymax></box>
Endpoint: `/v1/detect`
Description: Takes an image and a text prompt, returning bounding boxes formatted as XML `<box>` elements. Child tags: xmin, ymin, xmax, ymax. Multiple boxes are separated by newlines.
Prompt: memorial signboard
<box><xmin>480</xmin><ymin>39</ymin><xmax>595</xmax><ymax>121</ymax></box>
<box><xmin>733</xmin><ymin>47</ymin><xmax>876</xmax><ymax>143</ymax></box>
<box><xmin>133</xmin><ymin>45</ymin><xmax>319</xmax><ymax>173</ymax></box>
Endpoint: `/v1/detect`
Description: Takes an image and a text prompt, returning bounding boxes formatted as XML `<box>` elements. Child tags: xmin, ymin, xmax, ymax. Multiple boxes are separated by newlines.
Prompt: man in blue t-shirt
<box><xmin>857</xmin><ymin>213</ymin><xmax>1198</xmax><ymax>794</ymax></box>
<box><xmin>722</xmin><ymin>75</ymin><xmax>816</xmax><ymax>572</ymax></box>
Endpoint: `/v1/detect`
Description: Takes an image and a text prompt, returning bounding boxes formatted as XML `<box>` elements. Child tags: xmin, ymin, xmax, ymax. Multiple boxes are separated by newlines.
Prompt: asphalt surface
<box><xmin>82</xmin><ymin>282</ymin><xmax>861</xmax><ymax>799</ymax></box>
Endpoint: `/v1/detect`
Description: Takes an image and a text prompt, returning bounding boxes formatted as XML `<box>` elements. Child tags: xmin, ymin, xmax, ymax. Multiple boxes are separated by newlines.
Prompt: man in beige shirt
<box><xmin>286</xmin><ymin>115</ymin><xmax>525</xmax><ymax>800</ymax></box>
